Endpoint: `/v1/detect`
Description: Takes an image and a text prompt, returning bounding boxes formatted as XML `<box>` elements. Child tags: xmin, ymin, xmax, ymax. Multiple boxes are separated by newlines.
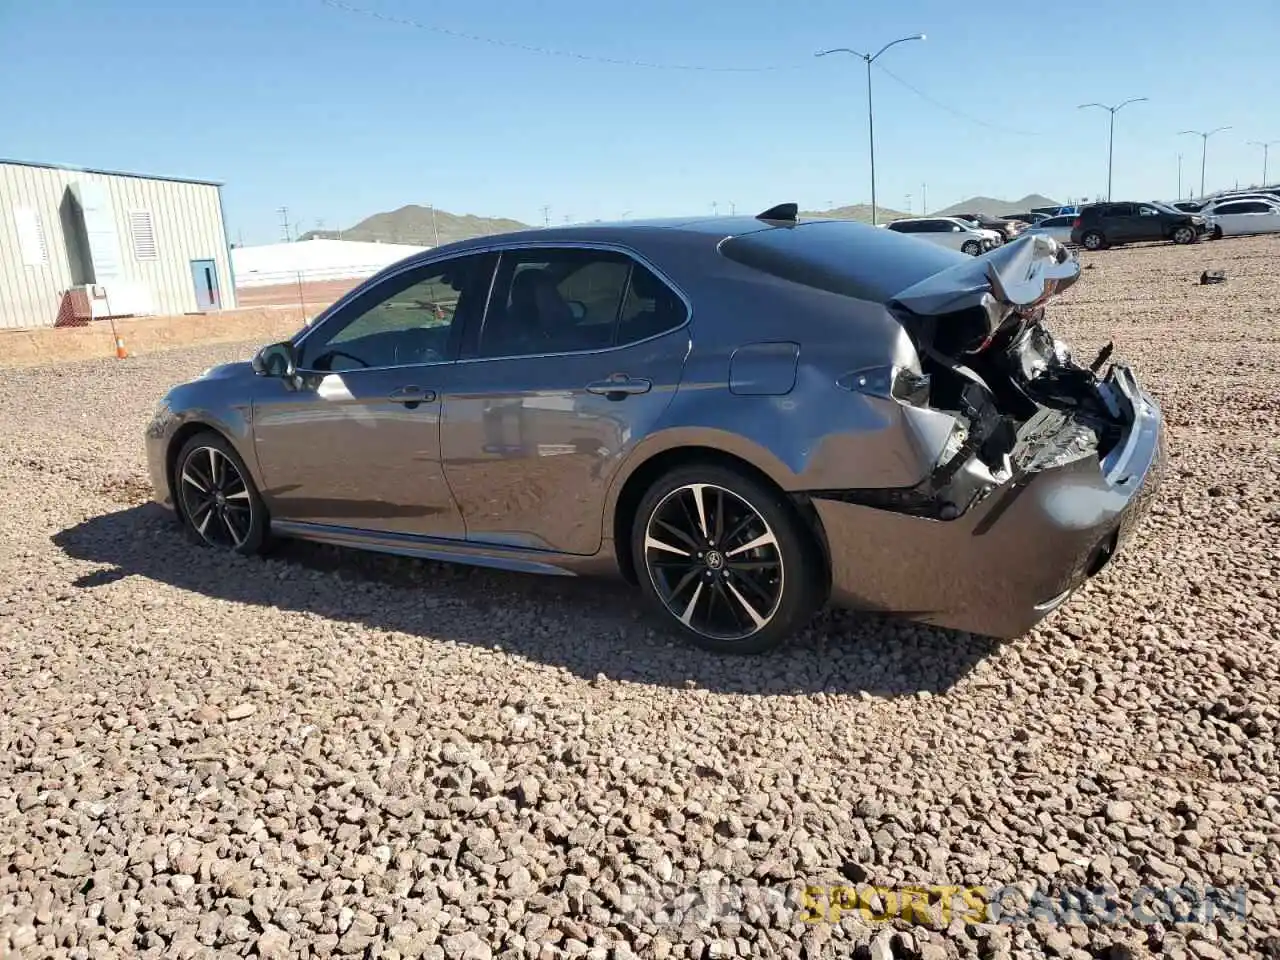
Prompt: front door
<box><xmin>439</xmin><ymin>246</ymin><xmax>690</xmax><ymax>555</ymax></box>
<box><xmin>191</xmin><ymin>259</ymin><xmax>221</xmax><ymax>310</ymax></box>
<box><xmin>251</xmin><ymin>253</ymin><xmax>493</xmax><ymax>538</ymax></box>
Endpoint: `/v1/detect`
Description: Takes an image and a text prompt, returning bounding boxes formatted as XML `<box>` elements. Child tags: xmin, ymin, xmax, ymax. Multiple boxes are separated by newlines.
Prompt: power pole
<box><xmin>1178</xmin><ymin>127</ymin><xmax>1231</xmax><ymax>198</ymax></box>
<box><xmin>816</xmin><ymin>34</ymin><xmax>927</xmax><ymax>226</ymax></box>
<box><xmin>1077</xmin><ymin>98</ymin><xmax>1147</xmax><ymax>201</ymax></box>
<box><xmin>427</xmin><ymin>204</ymin><xmax>440</xmax><ymax>246</ymax></box>
<box><xmin>541</xmin><ymin>205</ymin><xmax>551</xmax><ymax>228</ymax></box>
<box><xmin>1177</xmin><ymin>154</ymin><xmax>1182</xmax><ymax>199</ymax></box>
<box><xmin>277</xmin><ymin>206</ymin><xmax>291</xmax><ymax>242</ymax></box>
<box><xmin>921</xmin><ymin>183</ymin><xmax>927</xmax><ymax>213</ymax></box>
<box><xmin>711</xmin><ymin>201</ymin><xmax>719</xmax><ymax>216</ymax></box>
<box><xmin>1248</xmin><ymin>140</ymin><xmax>1278</xmax><ymax>185</ymax></box>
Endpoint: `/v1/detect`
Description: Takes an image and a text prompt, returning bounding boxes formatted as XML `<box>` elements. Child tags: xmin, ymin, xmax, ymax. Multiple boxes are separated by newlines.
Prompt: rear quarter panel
<box><xmin>602</xmin><ymin>258</ymin><xmax>953</xmax><ymax>518</ymax></box>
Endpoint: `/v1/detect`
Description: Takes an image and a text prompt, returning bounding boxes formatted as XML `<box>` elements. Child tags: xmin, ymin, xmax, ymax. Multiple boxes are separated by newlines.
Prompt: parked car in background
<box><xmin>143</xmin><ymin>206</ymin><xmax>1165</xmax><ymax>653</ymax></box>
<box><xmin>1197</xmin><ymin>197</ymin><xmax>1280</xmax><ymax>237</ymax></box>
<box><xmin>1169</xmin><ymin>201</ymin><xmax>1204</xmax><ymax>213</ymax></box>
<box><xmin>1001</xmin><ymin>212</ymin><xmax>1050</xmax><ymax>226</ymax></box>
<box><xmin>950</xmin><ymin>212</ymin><xmax>1024</xmax><ymax>241</ymax></box>
<box><xmin>1032</xmin><ymin>205</ymin><xmax>1080</xmax><ymax>218</ymax></box>
<box><xmin>884</xmin><ymin>216</ymin><xmax>1001</xmax><ymax>255</ymax></box>
<box><xmin>1023</xmin><ymin>214</ymin><xmax>1076</xmax><ymax>244</ymax></box>
<box><xmin>1069</xmin><ymin>201</ymin><xmax>1209</xmax><ymax>250</ymax></box>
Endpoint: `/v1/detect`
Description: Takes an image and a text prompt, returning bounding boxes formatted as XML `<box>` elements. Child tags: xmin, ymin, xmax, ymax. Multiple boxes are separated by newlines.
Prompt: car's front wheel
<box><xmin>1172</xmin><ymin>225</ymin><xmax>1197</xmax><ymax>244</ymax></box>
<box><xmin>961</xmin><ymin>240</ymin><xmax>982</xmax><ymax>256</ymax></box>
<box><xmin>631</xmin><ymin>464</ymin><xmax>824</xmax><ymax>654</ymax></box>
<box><xmin>174</xmin><ymin>431</ymin><xmax>268</xmax><ymax>555</ymax></box>
<box><xmin>1081</xmin><ymin>230</ymin><xmax>1106</xmax><ymax>250</ymax></box>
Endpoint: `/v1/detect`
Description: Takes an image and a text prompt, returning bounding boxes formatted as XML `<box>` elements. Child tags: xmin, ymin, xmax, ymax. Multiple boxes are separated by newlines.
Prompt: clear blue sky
<box><xmin>3</xmin><ymin>0</ymin><xmax>1277</xmax><ymax>244</ymax></box>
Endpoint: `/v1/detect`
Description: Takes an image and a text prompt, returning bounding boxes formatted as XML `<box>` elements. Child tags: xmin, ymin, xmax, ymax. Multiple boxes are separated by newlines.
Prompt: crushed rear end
<box><xmin>811</xmin><ymin>235</ymin><xmax>1166</xmax><ymax>638</ymax></box>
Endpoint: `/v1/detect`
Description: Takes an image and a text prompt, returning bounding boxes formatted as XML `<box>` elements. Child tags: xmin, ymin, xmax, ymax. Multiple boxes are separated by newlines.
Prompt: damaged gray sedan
<box><xmin>146</xmin><ymin>204</ymin><xmax>1165</xmax><ymax>654</ymax></box>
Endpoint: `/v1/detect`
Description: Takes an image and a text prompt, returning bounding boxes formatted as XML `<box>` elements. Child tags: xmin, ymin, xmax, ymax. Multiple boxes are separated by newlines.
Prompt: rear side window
<box><xmin>719</xmin><ymin>219</ymin><xmax>966</xmax><ymax>304</ymax></box>
<box><xmin>473</xmin><ymin>248</ymin><xmax>686</xmax><ymax>358</ymax></box>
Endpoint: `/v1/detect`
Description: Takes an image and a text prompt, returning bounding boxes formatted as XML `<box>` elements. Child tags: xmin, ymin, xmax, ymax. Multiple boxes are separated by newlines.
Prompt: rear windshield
<box><xmin>718</xmin><ymin>219</ymin><xmax>966</xmax><ymax>304</ymax></box>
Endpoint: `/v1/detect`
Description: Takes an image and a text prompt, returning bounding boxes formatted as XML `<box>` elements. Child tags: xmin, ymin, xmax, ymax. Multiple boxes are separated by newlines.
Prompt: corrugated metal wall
<box><xmin>0</xmin><ymin>161</ymin><xmax>236</xmax><ymax>329</ymax></box>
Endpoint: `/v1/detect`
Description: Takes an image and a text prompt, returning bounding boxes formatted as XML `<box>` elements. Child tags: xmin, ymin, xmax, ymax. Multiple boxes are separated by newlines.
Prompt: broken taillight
<box><xmin>1072</xmin><ymin>217</ymin><xmax>1083</xmax><ymax>229</ymax></box>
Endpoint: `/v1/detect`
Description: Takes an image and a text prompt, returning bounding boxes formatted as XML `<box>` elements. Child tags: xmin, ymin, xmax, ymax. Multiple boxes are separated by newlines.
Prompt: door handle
<box><xmin>585</xmin><ymin>376</ymin><xmax>652</xmax><ymax>400</ymax></box>
<box><xmin>388</xmin><ymin>385</ymin><xmax>436</xmax><ymax>408</ymax></box>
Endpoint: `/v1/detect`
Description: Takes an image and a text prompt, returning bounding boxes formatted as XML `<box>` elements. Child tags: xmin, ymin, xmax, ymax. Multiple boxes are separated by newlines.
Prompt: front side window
<box><xmin>300</xmin><ymin>255</ymin><xmax>488</xmax><ymax>371</ymax></box>
<box><xmin>474</xmin><ymin>248</ymin><xmax>685</xmax><ymax>358</ymax></box>
<box><xmin>1138</xmin><ymin>205</ymin><xmax>1160</xmax><ymax>217</ymax></box>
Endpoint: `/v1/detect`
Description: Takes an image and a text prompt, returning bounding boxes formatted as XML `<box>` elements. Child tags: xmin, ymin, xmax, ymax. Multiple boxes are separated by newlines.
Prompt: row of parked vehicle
<box><xmin>885</xmin><ymin>186</ymin><xmax>1280</xmax><ymax>255</ymax></box>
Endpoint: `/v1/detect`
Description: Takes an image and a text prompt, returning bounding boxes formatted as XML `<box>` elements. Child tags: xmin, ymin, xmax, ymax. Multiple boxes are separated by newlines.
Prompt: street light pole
<box><xmin>816</xmin><ymin>34</ymin><xmax>926</xmax><ymax>227</ymax></box>
<box><xmin>1247</xmin><ymin>140</ymin><xmax>1279</xmax><ymax>186</ymax></box>
<box><xmin>1178</xmin><ymin>127</ymin><xmax>1231</xmax><ymax>198</ymax></box>
<box><xmin>1077</xmin><ymin>98</ymin><xmax>1147</xmax><ymax>201</ymax></box>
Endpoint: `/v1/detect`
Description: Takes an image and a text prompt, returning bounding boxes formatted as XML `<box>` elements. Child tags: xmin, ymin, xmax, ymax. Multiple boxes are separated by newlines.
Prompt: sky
<box><xmin>3</xmin><ymin>0</ymin><xmax>1278</xmax><ymax>245</ymax></box>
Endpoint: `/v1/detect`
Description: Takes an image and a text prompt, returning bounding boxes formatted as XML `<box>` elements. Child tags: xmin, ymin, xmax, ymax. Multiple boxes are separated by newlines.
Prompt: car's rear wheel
<box><xmin>1081</xmin><ymin>230</ymin><xmax>1106</xmax><ymax>250</ymax></box>
<box><xmin>961</xmin><ymin>240</ymin><xmax>981</xmax><ymax>256</ymax></box>
<box><xmin>1211</xmin><ymin>225</ymin><xmax>1223</xmax><ymax>240</ymax></box>
<box><xmin>174</xmin><ymin>432</ymin><xmax>268</xmax><ymax>555</ymax></box>
<box><xmin>631</xmin><ymin>464</ymin><xmax>823</xmax><ymax>654</ymax></box>
<box><xmin>1172</xmin><ymin>225</ymin><xmax>1196</xmax><ymax>244</ymax></box>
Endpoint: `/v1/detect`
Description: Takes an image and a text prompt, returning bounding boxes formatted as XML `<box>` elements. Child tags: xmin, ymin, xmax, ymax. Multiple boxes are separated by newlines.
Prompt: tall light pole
<box><xmin>1077</xmin><ymin>98</ymin><xmax>1147</xmax><ymax>201</ymax></box>
<box><xmin>816</xmin><ymin>34</ymin><xmax>926</xmax><ymax>227</ymax></box>
<box><xmin>1178</xmin><ymin>127</ymin><xmax>1231</xmax><ymax>198</ymax></box>
<box><xmin>1177</xmin><ymin>153</ymin><xmax>1183</xmax><ymax>199</ymax></box>
<box><xmin>1247</xmin><ymin>140</ymin><xmax>1279</xmax><ymax>186</ymax></box>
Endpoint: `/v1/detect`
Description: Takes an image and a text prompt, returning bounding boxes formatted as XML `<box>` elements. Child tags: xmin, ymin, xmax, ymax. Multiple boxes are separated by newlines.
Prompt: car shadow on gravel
<box><xmin>53</xmin><ymin>504</ymin><xmax>998</xmax><ymax>698</ymax></box>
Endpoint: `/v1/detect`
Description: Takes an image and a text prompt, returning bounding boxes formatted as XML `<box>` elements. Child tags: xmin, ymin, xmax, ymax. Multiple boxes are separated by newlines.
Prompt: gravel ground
<box><xmin>1</xmin><ymin>236</ymin><xmax>1278</xmax><ymax>960</ymax></box>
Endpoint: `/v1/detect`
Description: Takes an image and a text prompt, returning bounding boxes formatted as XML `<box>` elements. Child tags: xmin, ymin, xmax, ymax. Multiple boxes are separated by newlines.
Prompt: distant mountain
<box><xmin>800</xmin><ymin>203</ymin><xmax>911</xmax><ymax>224</ymax></box>
<box><xmin>932</xmin><ymin>194</ymin><xmax>1060</xmax><ymax>217</ymax></box>
<box><xmin>300</xmin><ymin>204</ymin><xmax>531</xmax><ymax>246</ymax></box>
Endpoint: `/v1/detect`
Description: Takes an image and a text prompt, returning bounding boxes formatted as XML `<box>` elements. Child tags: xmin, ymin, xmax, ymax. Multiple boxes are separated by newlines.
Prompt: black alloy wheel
<box><xmin>175</xmin><ymin>433</ymin><xmax>267</xmax><ymax>555</ymax></box>
<box><xmin>632</xmin><ymin>464</ymin><xmax>823</xmax><ymax>654</ymax></box>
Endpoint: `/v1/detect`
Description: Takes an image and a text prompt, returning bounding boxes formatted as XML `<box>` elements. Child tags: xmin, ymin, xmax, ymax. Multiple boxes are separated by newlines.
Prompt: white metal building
<box><xmin>231</xmin><ymin>238</ymin><xmax>429</xmax><ymax>288</ymax></box>
<box><xmin>0</xmin><ymin>158</ymin><xmax>236</xmax><ymax>329</ymax></box>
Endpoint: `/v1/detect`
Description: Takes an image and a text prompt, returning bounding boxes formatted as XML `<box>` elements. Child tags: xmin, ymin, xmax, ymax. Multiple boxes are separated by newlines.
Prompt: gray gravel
<box><xmin>2</xmin><ymin>235</ymin><xmax>1279</xmax><ymax>960</ymax></box>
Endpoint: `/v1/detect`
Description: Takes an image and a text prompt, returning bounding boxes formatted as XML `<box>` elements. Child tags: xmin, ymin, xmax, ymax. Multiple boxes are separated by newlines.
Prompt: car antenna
<box><xmin>756</xmin><ymin>202</ymin><xmax>799</xmax><ymax>223</ymax></box>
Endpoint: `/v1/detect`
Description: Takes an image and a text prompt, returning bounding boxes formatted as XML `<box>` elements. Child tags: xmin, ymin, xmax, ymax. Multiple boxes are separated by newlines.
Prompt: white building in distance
<box><xmin>231</xmin><ymin>238</ymin><xmax>429</xmax><ymax>289</ymax></box>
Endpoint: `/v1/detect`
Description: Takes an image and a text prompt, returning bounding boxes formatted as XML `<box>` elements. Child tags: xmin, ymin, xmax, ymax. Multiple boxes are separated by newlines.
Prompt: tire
<box><xmin>1211</xmin><ymin>225</ymin><xmax>1223</xmax><ymax>240</ymax></box>
<box><xmin>1172</xmin><ymin>225</ymin><xmax>1196</xmax><ymax>244</ymax></box>
<box><xmin>1081</xmin><ymin>230</ymin><xmax>1106</xmax><ymax>251</ymax></box>
<box><xmin>630</xmin><ymin>463</ymin><xmax>824</xmax><ymax>654</ymax></box>
<box><xmin>173</xmin><ymin>431</ymin><xmax>268</xmax><ymax>555</ymax></box>
<box><xmin>961</xmin><ymin>240</ymin><xmax>981</xmax><ymax>256</ymax></box>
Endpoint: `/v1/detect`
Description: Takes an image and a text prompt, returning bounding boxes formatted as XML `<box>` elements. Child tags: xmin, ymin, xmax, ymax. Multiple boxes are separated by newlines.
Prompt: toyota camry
<box><xmin>146</xmin><ymin>204</ymin><xmax>1165</xmax><ymax>653</ymax></box>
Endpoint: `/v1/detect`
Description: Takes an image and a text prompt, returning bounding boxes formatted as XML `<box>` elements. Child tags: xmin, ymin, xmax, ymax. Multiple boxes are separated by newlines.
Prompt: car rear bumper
<box><xmin>812</xmin><ymin>368</ymin><xmax>1166</xmax><ymax>639</ymax></box>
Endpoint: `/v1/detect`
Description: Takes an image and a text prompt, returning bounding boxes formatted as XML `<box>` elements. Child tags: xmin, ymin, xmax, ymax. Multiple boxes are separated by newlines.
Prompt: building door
<box><xmin>190</xmin><ymin>259</ymin><xmax>221</xmax><ymax>310</ymax></box>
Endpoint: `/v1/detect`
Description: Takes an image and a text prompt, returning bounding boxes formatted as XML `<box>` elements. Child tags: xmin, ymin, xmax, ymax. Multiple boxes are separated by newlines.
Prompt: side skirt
<box><xmin>269</xmin><ymin>520</ymin><xmax>615</xmax><ymax>578</ymax></box>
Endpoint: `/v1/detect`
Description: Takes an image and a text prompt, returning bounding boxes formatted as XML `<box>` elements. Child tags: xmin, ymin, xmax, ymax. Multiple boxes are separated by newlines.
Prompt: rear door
<box><xmin>438</xmin><ymin>245</ymin><xmax>690</xmax><ymax>555</ymax></box>
<box><xmin>1104</xmin><ymin>203</ymin><xmax>1138</xmax><ymax>241</ymax></box>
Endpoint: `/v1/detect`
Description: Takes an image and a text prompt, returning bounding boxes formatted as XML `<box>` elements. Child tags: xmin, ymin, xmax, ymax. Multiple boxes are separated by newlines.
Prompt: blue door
<box><xmin>191</xmin><ymin>259</ymin><xmax>222</xmax><ymax>310</ymax></box>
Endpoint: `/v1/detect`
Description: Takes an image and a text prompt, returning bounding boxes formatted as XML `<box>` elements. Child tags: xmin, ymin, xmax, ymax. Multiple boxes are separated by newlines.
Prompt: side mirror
<box><xmin>252</xmin><ymin>341</ymin><xmax>298</xmax><ymax>377</ymax></box>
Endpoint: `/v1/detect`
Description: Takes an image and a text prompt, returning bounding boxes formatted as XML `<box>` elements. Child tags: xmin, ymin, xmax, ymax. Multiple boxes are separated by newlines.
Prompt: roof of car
<box><xmin>383</xmin><ymin>210</ymin><xmax>909</xmax><ymax>270</ymax></box>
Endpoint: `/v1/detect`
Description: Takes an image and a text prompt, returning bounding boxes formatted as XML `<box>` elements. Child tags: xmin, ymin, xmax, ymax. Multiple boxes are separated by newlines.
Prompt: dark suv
<box><xmin>1069</xmin><ymin>202</ymin><xmax>1209</xmax><ymax>250</ymax></box>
